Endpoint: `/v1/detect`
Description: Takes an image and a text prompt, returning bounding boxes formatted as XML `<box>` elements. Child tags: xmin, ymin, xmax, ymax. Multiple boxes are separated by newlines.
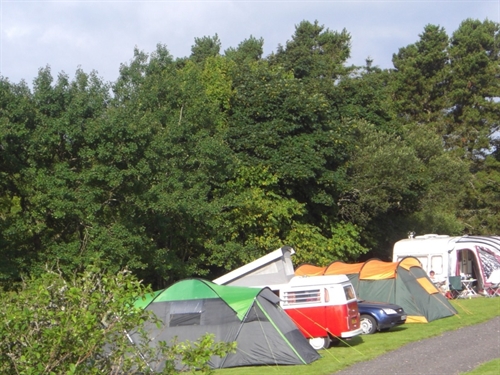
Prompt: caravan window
<box><xmin>416</xmin><ymin>256</ymin><xmax>428</xmax><ymax>271</ymax></box>
<box><xmin>431</xmin><ymin>256</ymin><xmax>443</xmax><ymax>275</ymax></box>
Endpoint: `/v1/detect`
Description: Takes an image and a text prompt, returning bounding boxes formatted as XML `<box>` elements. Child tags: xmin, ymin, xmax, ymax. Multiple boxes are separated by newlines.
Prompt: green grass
<box><xmin>215</xmin><ymin>297</ymin><xmax>500</xmax><ymax>375</ymax></box>
<box><xmin>461</xmin><ymin>359</ymin><xmax>500</xmax><ymax>375</ymax></box>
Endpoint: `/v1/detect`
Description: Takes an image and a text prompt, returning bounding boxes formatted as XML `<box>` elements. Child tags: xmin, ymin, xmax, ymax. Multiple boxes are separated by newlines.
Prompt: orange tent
<box><xmin>295</xmin><ymin>257</ymin><xmax>457</xmax><ymax>323</ymax></box>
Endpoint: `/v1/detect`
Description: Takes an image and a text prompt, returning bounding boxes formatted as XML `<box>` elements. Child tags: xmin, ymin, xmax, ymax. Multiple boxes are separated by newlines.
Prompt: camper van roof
<box><xmin>288</xmin><ymin>274</ymin><xmax>349</xmax><ymax>287</ymax></box>
<box><xmin>213</xmin><ymin>246</ymin><xmax>295</xmax><ymax>286</ymax></box>
<box><xmin>235</xmin><ymin>274</ymin><xmax>351</xmax><ymax>291</ymax></box>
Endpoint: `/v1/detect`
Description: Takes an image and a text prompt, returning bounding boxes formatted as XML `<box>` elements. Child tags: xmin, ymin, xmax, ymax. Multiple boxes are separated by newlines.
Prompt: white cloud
<box><xmin>4</xmin><ymin>24</ymin><xmax>33</xmax><ymax>39</ymax></box>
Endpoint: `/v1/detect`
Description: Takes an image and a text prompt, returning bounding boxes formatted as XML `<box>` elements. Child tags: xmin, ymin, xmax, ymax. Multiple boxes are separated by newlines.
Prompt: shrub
<box><xmin>0</xmin><ymin>266</ymin><xmax>235</xmax><ymax>374</ymax></box>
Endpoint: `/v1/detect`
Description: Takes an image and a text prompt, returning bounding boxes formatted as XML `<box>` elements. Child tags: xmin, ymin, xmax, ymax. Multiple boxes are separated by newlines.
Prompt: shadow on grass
<box><xmin>330</xmin><ymin>325</ymin><xmax>408</xmax><ymax>348</ymax></box>
<box><xmin>334</xmin><ymin>335</ymin><xmax>364</xmax><ymax>347</ymax></box>
<box><xmin>377</xmin><ymin>325</ymin><xmax>408</xmax><ymax>334</ymax></box>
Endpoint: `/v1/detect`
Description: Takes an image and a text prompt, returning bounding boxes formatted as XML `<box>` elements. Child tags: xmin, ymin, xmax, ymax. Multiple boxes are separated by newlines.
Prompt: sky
<box><xmin>0</xmin><ymin>0</ymin><xmax>498</xmax><ymax>86</ymax></box>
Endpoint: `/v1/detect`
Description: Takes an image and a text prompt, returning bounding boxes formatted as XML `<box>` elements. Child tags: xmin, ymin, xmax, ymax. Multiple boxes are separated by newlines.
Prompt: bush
<box><xmin>0</xmin><ymin>266</ymin><xmax>235</xmax><ymax>374</ymax></box>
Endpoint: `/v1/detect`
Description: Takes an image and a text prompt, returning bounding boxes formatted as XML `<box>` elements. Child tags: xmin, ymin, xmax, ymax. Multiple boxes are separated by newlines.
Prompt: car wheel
<box><xmin>360</xmin><ymin>314</ymin><xmax>377</xmax><ymax>334</ymax></box>
<box><xmin>309</xmin><ymin>336</ymin><xmax>331</xmax><ymax>350</ymax></box>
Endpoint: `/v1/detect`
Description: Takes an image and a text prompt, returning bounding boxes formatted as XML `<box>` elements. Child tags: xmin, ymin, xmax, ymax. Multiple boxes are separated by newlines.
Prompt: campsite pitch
<box><xmin>215</xmin><ymin>297</ymin><xmax>500</xmax><ymax>375</ymax></box>
<box><xmin>334</xmin><ymin>316</ymin><xmax>500</xmax><ymax>375</ymax></box>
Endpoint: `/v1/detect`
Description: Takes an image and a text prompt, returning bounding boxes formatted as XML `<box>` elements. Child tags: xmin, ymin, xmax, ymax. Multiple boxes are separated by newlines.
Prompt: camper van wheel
<box><xmin>360</xmin><ymin>314</ymin><xmax>377</xmax><ymax>334</ymax></box>
<box><xmin>309</xmin><ymin>336</ymin><xmax>331</xmax><ymax>350</ymax></box>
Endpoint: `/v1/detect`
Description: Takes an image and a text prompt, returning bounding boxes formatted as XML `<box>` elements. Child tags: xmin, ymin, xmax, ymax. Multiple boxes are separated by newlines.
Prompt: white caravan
<box><xmin>392</xmin><ymin>234</ymin><xmax>500</xmax><ymax>292</ymax></box>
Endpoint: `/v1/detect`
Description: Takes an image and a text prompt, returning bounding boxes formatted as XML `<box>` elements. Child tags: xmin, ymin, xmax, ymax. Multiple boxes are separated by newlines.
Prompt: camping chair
<box><xmin>485</xmin><ymin>269</ymin><xmax>500</xmax><ymax>297</ymax></box>
<box><xmin>448</xmin><ymin>276</ymin><xmax>464</xmax><ymax>299</ymax></box>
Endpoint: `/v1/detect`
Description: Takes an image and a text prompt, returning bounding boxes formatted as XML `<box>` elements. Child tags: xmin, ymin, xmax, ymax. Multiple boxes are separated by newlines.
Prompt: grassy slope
<box><xmin>462</xmin><ymin>359</ymin><xmax>500</xmax><ymax>375</ymax></box>
<box><xmin>215</xmin><ymin>298</ymin><xmax>500</xmax><ymax>375</ymax></box>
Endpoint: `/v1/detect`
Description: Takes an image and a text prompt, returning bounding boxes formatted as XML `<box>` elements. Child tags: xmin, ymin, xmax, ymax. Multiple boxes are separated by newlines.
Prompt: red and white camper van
<box><xmin>212</xmin><ymin>246</ymin><xmax>362</xmax><ymax>350</ymax></box>
<box><xmin>276</xmin><ymin>275</ymin><xmax>362</xmax><ymax>349</ymax></box>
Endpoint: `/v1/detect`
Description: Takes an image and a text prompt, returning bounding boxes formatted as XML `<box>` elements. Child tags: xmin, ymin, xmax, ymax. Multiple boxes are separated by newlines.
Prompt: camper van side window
<box><xmin>343</xmin><ymin>285</ymin><xmax>356</xmax><ymax>301</ymax></box>
<box><xmin>283</xmin><ymin>289</ymin><xmax>320</xmax><ymax>305</ymax></box>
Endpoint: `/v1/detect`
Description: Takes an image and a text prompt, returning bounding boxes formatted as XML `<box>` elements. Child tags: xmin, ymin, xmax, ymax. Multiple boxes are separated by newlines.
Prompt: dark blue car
<box><xmin>358</xmin><ymin>300</ymin><xmax>407</xmax><ymax>334</ymax></box>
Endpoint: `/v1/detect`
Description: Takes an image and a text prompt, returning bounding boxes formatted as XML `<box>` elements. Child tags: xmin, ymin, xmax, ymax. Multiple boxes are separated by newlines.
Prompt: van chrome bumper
<box><xmin>341</xmin><ymin>327</ymin><xmax>363</xmax><ymax>338</ymax></box>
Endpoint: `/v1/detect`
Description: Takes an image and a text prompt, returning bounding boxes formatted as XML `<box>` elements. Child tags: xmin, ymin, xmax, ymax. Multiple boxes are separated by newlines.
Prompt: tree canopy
<box><xmin>1</xmin><ymin>19</ymin><xmax>498</xmax><ymax>289</ymax></box>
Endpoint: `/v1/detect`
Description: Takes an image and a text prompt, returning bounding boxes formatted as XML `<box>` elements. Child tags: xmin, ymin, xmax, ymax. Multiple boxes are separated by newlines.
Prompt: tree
<box><xmin>389</xmin><ymin>19</ymin><xmax>500</xmax><ymax>237</ymax></box>
<box><xmin>110</xmin><ymin>50</ymin><xmax>238</xmax><ymax>286</ymax></box>
<box><xmin>190</xmin><ymin>34</ymin><xmax>221</xmax><ymax>64</ymax></box>
<box><xmin>459</xmin><ymin>155</ymin><xmax>500</xmax><ymax>234</ymax></box>
<box><xmin>335</xmin><ymin>65</ymin><xmax>396</xmax><ymax>131</ymax></box>
<box><xmin>444</xmin><ymin>19</ymin><xmax>500</xmax><ymax>233</ymax></box>
<box><xmin>338</xmin><ymin>120</ymin><xmax>425</xmax><ymax>254</ymax></box>
<box><xmin>225</xmin><ymin>36</ymin><xmax>264</xmax><ymax>64</ymax></box>
<box><xmin>397</xmin><ymin>125</ymin><xmax>469</xmax><ymax>239</ymax></box>
<box><xmin>392</xmin><ymin>24</ymin><xmax>450</xmax><ymax>126</ymax></box>
<box><xmin>0</xmin><ymin>77</ymin><xmax>36</xmax><ymax>283</ymax></box>
<box><xmin>270</xmin><ymin>20</ymin><xmax>351</xmax><ymax>80</ymax></box>
<box><xmin>0</xmin><ymin>67</ymin><xmax>116</xmax><ymax>281</ymax></box>
<box><xmin>218</xmin><ymin>56</ymin><xmax>369</xmax><ymax>266</ymax></box>
<box><xmin>446</xmin><ymin>19</ymin><xmax>500</xmax><ymax>161</ymax></box>
<box><xmin>391</xmin><ymin>20</ymin><xmax>500</xmax><ymax>162</ymax></box>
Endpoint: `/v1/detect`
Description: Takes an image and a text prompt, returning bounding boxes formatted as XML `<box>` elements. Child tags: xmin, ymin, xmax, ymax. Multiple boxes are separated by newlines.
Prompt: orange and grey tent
<box><xmin>295</xmin><ymin>257</ymin><xmax>457</xmax><ymax>323</ymax></box>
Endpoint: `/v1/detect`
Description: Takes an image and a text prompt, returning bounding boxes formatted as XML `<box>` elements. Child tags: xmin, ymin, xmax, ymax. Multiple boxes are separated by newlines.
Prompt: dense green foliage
<box><xmin>0</xmin><ymin>266</ymin><xmax>235</xmax><ymax>374</ymax></box>
<box><xmin>1</xmin><ymin>19</ymin><xmax>499</xmax><ymax>288</ymax></box>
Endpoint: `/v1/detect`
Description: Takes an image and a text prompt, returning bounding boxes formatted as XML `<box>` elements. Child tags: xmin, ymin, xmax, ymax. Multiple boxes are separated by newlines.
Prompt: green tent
<box><xmin>132</xmin><ymin>278</ymin><xmax>320</xmax><ymax>370</ymax></box>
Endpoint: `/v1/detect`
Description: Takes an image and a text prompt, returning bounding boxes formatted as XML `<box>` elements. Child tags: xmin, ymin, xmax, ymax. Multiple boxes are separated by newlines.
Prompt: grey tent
<box><xmin>132</xmin><ymin>278</ymin><xmax>320</xmax><ymax>370</ymax></box>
